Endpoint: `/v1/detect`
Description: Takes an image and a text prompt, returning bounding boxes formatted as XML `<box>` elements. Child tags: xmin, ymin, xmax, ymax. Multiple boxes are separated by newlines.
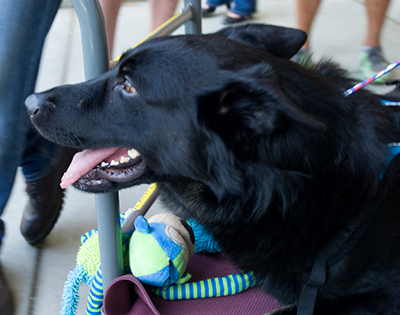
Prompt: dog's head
<box><xmin>26</xmin><ymin>24</ymin><xmax>335</xmax><ymax>195</ymax></box>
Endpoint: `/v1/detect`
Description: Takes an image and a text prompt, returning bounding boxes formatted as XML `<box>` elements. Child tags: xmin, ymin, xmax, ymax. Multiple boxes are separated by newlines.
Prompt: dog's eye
<box><xmin>123</xmin><ymin>80</ymin><xmax>136</xmax><ymax>95</ymax></box>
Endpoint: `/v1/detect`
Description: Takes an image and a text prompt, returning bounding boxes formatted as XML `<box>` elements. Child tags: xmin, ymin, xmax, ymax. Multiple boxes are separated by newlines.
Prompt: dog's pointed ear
<box><xmin>197</xmin><ymin>64</ymin><xmax>325</xmax><ymax>144</ymax></box>
<box><xmin>214</xmin><ymin>24</ymin><xmax>307</xmax><ymax>59</ymax></box>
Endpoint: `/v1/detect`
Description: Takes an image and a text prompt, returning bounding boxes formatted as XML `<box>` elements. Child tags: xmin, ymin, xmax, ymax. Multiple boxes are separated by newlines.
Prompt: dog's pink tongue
<box><xmin>61</xmin><ymin>147</ymin><xmax>122</xmax><ymax>189</ymax></box>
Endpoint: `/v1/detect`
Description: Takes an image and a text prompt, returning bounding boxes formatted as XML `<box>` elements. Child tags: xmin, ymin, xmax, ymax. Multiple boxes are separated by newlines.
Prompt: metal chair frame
<box><xmin>69</xmin><ymin>0</ymin><xmax>202</xmax><ymax>291</ymax></box>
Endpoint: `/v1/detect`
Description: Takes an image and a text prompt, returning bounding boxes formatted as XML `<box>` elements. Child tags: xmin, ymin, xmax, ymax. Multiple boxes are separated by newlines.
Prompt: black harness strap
<box><xmin>296</xmin><ymin>86</ymin><xmax>400</xmax><ymax>315</ymax></box>
<box><xmin>297</xmin><ymin>251</ymin><xmax>328</xmax><ymax>315</ymax></box>
<box><xmin>297</xmin><ymin>201</ymin><xmax>378</xmax><ymax>315</ymax></box>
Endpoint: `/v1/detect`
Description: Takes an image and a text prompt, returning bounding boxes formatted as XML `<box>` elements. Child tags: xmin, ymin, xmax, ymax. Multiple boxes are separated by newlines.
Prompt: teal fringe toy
<box><xmin>61</xmin><ymin>212</ymin><xmax>259</xmax><ymax>315</ymax></box>
<box><xmin>61</xmin><ymin>214</ymin><xmax>128</xmax><ymax>315</ymax></box>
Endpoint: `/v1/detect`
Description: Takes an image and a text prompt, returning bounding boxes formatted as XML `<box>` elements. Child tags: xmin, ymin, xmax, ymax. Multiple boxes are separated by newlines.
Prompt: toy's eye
<box><xmin>123</xmin><ymin>80</ymin><xmax>136</xmax><ymax>95</ymax></box>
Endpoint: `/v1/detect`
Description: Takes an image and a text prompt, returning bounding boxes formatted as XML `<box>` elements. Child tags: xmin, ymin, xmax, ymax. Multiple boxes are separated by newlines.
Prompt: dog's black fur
<box><xmin>26</xmin><ymin>24</ymin><xmax>400</xmax><ymax>314</ymax></box>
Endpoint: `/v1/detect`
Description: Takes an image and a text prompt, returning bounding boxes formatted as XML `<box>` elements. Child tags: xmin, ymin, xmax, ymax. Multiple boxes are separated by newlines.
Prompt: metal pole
<box><xmin>70</xmin><ymin>0</ymin><xmax>202</xmax><ymax>297</ymax></box>
<box><xmin>184</xmin><ymin>0</ymin><xmax>202</xmax><ymax>35</ymax></box>
<box><xmin>70</xmin><ymin>0</ymin><xmax>109</xmax><ymax>78</ymax></box>
<box><xmin>148</xmin><ymin>6</ymin><xmax>193</xmax><ymax>40</ymax></box>
<box><xmin>70</xmin><ymin>0</ymin><xmax>124</xmax><ymax>290</ymax></box>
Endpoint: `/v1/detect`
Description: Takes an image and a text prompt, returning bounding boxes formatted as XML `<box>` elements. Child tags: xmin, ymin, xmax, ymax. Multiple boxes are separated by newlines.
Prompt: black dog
<box><xmin>26</xmin><ymin>24</ymin><xmax>400</xmax><ymax>314</ymax></box>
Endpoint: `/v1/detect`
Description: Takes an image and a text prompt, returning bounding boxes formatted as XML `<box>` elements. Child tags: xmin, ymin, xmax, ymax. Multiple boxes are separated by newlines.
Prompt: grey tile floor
<box><xmin>1</xmin><ymin>0</ymin><xmax>400</xmax><ymax>314</ymax></box>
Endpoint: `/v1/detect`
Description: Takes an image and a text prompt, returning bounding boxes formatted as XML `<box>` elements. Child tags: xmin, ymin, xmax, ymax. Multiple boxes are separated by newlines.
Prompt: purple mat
<box><xmin>103</xmin><ymin>253</ymin><xmax>281</xmax><ymax>315</ymax></box>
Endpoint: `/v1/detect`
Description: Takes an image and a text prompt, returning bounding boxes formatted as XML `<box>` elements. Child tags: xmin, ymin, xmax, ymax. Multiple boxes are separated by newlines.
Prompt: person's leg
<box><xmin>222</xmin><ymin>0</ymin><xmax>255</xmax><ymax>24</ymax></box>
<box><xmin>296</xmin><ymin>0</ymin><xmax>322</xmax><ymax>50</ymax></box>
<box><xmin>290</xmin><ymin>0</ymin><xmax>321</xmax><ymax>65</ymax></box>
<box><xmin>364</xmin><ymin>0</ymin><xmax>390</xmax><ymax>47</ymax></box>
<box><xmin>360</xmin><ymin>0</ymin><xmax>393</xmax><ymax>82</ymax></box>
<box><xmin>203</xmin><ymin>0</ymin><xmax>231</xmax><ymax>15</ymax></box>
<box><xmin>0</xmin><ymin>0</ymin><xmax>73</xmax><ymax>246</ymax></box>
<box><xmin>99</xmin><ymin>0</ymin><xmax>122</xmax><ymax>58</ymax></box>
<box><xmin>149</xmin><ymin>0</ymin><xmax>179</xmax><ymax>31</ymax></box>
<box><xmin>0</xmin><ymin>0</ymin><xmax>62</xmax><ymax>311</ymax></box>
<box><xmin>0</xmin><ymin>0</ymin><xmax>62</xmax><ymax>227</ymax></box>
<box><xmin>228</xmin><ymin>0</ymin><xmax>256</xmax><ymax>17</ymax></box>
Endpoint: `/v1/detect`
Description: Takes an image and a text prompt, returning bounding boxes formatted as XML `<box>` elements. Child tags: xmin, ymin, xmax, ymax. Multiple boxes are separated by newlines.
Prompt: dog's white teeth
<box><xmin>110</xmin><ymin>160</ymin><xmax>119</xmax><ymax>166</ymax></box>
<box><xmin>99</xmin><ymin>150</ymin><xmax>140</xmax><ymax>169</ymax></box>
<box><xmin>119</xmin><ymin>156</ymin><xmax>131</xmax><ymax>164</ymax></box>
<box><xmin>128</xmin><ymin>149</ymin><xmax>139</xmax><ymax>159</ymax></box>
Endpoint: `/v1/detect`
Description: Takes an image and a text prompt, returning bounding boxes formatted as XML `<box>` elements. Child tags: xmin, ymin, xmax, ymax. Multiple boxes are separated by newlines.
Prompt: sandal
<box><xmin>202</xmin><ymin>3</ymin><xmax>231</xmax><ymax>17</ymax></box>
<box><xmin>222</xmin><ymin>14</ymin><xmax>246</xmax><ymax>25</ymax></box>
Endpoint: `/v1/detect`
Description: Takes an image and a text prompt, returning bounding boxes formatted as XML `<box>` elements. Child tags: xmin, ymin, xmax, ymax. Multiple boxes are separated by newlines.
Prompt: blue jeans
<box><xmin>206</xmin><ymin>0</ymin><xmax>256</xmax><ymax>17</ymax></box>
<box><xmin>0</xmin><ymin>0</ymin><xmax>62</xmax><ymax>247</ymax></box>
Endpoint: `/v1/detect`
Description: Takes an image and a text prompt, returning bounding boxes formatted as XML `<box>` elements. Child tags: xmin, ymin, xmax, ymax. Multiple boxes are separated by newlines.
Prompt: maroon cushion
<box><xmin>103</xmin><ymin>253</ymin><xmax>281</xmax><ymax>315</ymax></box>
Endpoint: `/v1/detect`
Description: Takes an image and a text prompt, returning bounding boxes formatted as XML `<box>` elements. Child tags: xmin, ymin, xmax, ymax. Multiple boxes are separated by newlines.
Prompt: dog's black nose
<box><xmin>25</xmin><ymin>94</ymin><xmax>41</xmax><ymax>117</ymax></box>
